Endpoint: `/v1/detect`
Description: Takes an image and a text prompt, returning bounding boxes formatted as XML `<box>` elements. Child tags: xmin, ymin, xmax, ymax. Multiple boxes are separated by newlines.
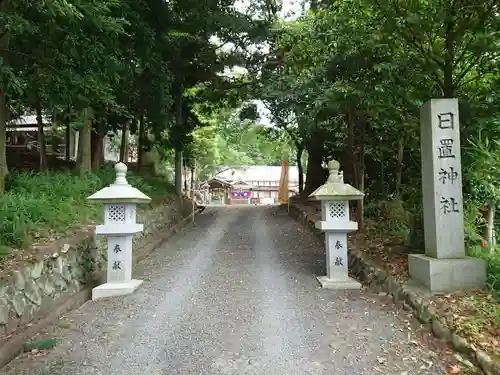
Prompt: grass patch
<box><xmin>469</xmin><ymin>245</ymin><xmax>500</xmax><ymax>299</ymax></box>
<box><xmin>0</xmin><ymin>166</ymin><xmax>173</xmax><ymax>252</ymax></box>
<box><xmin>364</xmin><ymin>198</ymin><xmax>412</xmax><ymax>239</ymax></box>
<box><xmin>366</xmin><ymin>199</ymin><xmax>500</xmax><ymax>298</ymax></box>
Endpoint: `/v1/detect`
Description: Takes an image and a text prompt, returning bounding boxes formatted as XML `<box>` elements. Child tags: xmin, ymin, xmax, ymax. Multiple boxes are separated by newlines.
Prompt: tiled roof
<box><xmin>215</xmin><ymin>165</ymin><xmax>303</xmax><ymax>182</ymax></box>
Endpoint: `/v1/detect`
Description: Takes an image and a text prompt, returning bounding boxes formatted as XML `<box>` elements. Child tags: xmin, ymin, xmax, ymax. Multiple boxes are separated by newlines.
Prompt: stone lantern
<box><xmin>309</xmin><ymin>159</ymin><xmax>364</xmax><ymax>289</ymax></box>
<box><xmin>87</xmin><ymin>162</ymin><xmax>151</xmax><ymax>300</ymax></box>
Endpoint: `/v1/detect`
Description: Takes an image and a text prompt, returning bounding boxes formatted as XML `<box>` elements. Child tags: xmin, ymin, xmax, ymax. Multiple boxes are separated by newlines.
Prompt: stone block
<box><xmin>92</xmin><ymin>279</ymin><xmax>143</xmax><ymax>300</ymax></box>
<box><xmin>38</xmin><ymin>275</ymin><xmax>55</xmax><ymax>296</ymax></box>
<box><xmin>68</xmin><ymin>280</ymin><xmax>80</xmax><ymax>294</ymax></box>
<box><xmin>9</xmin><ymin>292</ymin><xmax>26</xmax><ymax>316</ymax></box>
<box><xmin>316</xmin><ymin>276</ymin><xmax>361</xmax><ymax>290</ymax></box>
<box><xmin>51</xmin><ymin>273</ymin><xmax>68</xmax><ymax>292</ymax></box>
<box><xmin>61</xmin><ymin>263</ymin><xmax>73</xmax><ymax>282</ymax></box>
<box><xmin>0</xmin><ymin>298</ymin><xmax>8</xmax><ymax>325</ymax></box>
<box><xmin>0</xmin><ymin>283</ymin><xmax>7</xmax><ymax>298</ymax></box>
<box><xmin>24</xmin><ymin>280</ymin><xmax>42</xmax><ymax>306</ymax></box>
<box><xmin>20</xmin><ymin>303</ymin><xmax>36</xmax><ymax>325</ymax></box>
<box><xmin>12</xmin><ymin>270</ymin><xmax>25</xmax><ymax>291</ymax></box>
<box><xmin>408</xmin><ymin>254</ymin><xmax>486</xmax><ymax>293</ymax></box>
<box><xmin>30</xmin><ymin>260</ymin><xmax>44</xmax><ymax>279</ymax></box>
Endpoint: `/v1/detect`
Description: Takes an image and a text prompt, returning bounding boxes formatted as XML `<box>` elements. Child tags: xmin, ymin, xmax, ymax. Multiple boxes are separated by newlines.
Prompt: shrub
<box><xmin>469</xmin><ymin>245</ymin><xmax>500</xmax><ymax>299</ymax></box>
<box><xmin>364</xmin><ymin>198</ymin><xmax>412</xmax><ymax>239</ymax></box>
<box><xmin>0</xmin><ymin>168</ymin><xmax>172</xmax><ymax>251</ymax></box>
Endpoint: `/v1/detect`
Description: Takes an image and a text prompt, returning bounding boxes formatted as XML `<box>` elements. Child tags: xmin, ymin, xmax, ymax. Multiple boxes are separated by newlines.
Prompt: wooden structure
<box><xmin>203</xmin><ymin>164</ymin><xmax>304</xmax><ymax>206</ymax></box>
<box><xmin>204</xmin><ymin>178</ymin><xmax>231</xmax><ymax>205</ymax></box>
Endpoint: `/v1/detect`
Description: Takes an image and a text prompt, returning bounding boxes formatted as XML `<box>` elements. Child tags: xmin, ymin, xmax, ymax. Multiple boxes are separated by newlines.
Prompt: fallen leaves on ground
<box><xmin>293</xmin><ymin>201</ymin><xmax>500</xmax><ymax>360</ymax></box>
<box><xmin>433</xmin><ymin>292</ymin><xmax>500</xmax><ymax>356</ymax></box>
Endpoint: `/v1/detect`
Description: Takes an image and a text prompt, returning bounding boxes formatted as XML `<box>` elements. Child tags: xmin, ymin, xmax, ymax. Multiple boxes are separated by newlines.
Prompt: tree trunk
<box><xmin>137</xmin><ymin>115</ymin><xmax>145</xmax><ymax>171</ymax></box>
<box><xmin>295</xmin><ymin>143</ymin><xmax>304</xmax><ymax>194</ymax></box>
<box><xmin>35</xmin><ymin>97</ymin><xmax>48</xmax><ymax>171</ymax></box>
<box><xmin>379</xmin><ymin>149</ymin><xmax>385</xmax><ymax>196</ymax></box>
<box><xmin>346</xmin><ymin>107</ymin><xmax>356</xmax><ymax>186</ymax></box>
<box><xmin>0</xmin><ymin>31</ymin><xmax>10</xmax><ymax>195</ymax></box>
<box><xmin>486</xmin><ymin>201</ymin><xmax>496</xmax><ymax>251</ymax></box>
<box><xmin>356</xmin><ymin>167</ymin><xmax>365</xmax><ymax>231</ymax></box>
<box><xmin>346</xmin><ymin>106</ymin><xmax>366</xmax><ymax>231</ymax></box>
<box><xmin>175</xmin><ymin>149</ymin><xmax>183</xmax><ymax>196</ymax></box>
<box><xmin>443</xmin><ymin>3</ymin><xmax>456</xmax><ymax>98</ymax></box>
<box><xmin>304</xmin><ymin>129</ymin><xmax>326</xmax><ymax>196</ymax></box>
<box><xmin>356</xmin><ymin>117</ymin><xmax>366</xmax><ymax>231</ymax></box>
<box><xmin>77</xmin><ymin>108</ymin><xmax>93</xmax><ymax>175</ymax></box>
<box><xmin>395</xmin><ymin>135</ymin><xmax>404</xmax><ymax>196</ymax></box>
<box><xmin>65</xmin><ymin>120</ymin><xmax>71</xmax><ymax>163</ymax></box>
<box><xmin>91</xmin><ymin>121</ymin><xmax>105</xmax><ymax>171</ymax></box>
<box><xmin>190</xmin><ymin>164</ymin><xmax>195</xmax><ymax>192</ymax></box>
<box><xmin>173</xmin><ymin>78</ymin><xmax>184</xmax><ymax>197</ymax></box>
<box><xmin>119</xmin><ymin>122</ymin><xmax>129</xmax><ymax>162</ymax></box>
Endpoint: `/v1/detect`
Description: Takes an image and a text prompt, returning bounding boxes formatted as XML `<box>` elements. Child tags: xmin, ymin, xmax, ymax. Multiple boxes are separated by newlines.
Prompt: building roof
<box><xmin>205</xmin><ymin>177</ymin><xmax>231</xmax><ymax>187</ymax></box>
<box><xmin>8</xmin><ymin>113</ymin><xmax>51</xmax><ymax>128</ymax></box>
<box><xmin>215</xmin><ymin>165</ymin><xmax>303</xmax><ymax>182</ymax></box>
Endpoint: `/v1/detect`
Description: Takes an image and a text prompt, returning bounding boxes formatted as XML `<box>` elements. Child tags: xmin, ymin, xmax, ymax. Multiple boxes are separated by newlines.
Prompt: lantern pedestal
<box><xmin>315</xmin><ymin>225</ymin><xmax>361</xmax><ymax>290</ymax></box>
<box><xmin>92</xmin><ymin>279</ymin><xmax>143</xmax><ymax>300</ymax></box>
<box><xmin>92</xmin><ymin>232</ymin><xmax>142</xmax><ymax>300</ymax></box>
<box><xmin>316</xmin><ymin>276</ymin><xmax>361</xmax><ymax>290</ymax></box>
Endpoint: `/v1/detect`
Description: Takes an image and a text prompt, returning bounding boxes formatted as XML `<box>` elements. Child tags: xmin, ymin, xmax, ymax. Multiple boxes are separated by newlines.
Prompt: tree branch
<box><xmin>373</xmin><ymin>0</ymin><xmax>445</xmax><ymax>71</ymax></box>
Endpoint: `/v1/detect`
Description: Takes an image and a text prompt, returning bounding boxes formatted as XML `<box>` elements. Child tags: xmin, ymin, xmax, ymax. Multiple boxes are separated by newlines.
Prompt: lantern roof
<box><xmin>87</xmin><ymin>163</ymin><xmax>152</xmax><ymax>204</ymax></box>
<box><xmin>309</xmin><ymin>159</ymin><xmax>364</xmax><ymax>201</ymax></box>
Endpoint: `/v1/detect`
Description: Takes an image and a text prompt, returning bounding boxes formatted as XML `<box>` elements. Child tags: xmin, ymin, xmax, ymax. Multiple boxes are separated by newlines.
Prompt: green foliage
<box><xmin>0</xmin><ymin>168</ymin><xmax>172</xmax><ymax>251</ymax></box>
<box><xmin>364</xmin><ymin>199</ymin><xmax>412</xmax><ymax>239</ymax></box>
<box><xmin>470</xmin><ymin>245</ymin><xmax>500</xmax><ymax>298</ymax></box>
<box><xmin>186</xmin><ymin>105</ymin><xmax>296</xmax><ymax>181</ymax></box>
<box><xmin>249</xmin><ymin>0</ymin><xmax>500</xmax><ymax>289</ymax></box>
<box><xmin>462</xmin><ymin>198</ymin><xmax>486</xmax><ymax>245</ymax></box>
<box><xmin>467</xmin><ymin>135</ymin><xmax>500</xmax><ymax>204</ymax></box>
<box><xmin>0</xmin><ymin>0</ymin><xmax>267</xmax><ymax>193</ymax></box>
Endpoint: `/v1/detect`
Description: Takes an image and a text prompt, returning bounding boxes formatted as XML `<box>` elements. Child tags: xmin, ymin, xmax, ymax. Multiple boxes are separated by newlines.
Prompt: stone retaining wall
<box><xmin>0</xmin><ymin>197</ymin><xmax>195</xmax><ymax>366</ymax></box>
<box><xmin>289</xmin><ymin>202</ymin><xmax>500</xmax><ymax>375</ymax></box>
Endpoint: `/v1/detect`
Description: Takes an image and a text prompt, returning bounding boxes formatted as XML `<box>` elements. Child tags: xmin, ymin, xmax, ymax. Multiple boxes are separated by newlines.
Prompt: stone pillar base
<box><xmin>316</xmin><ymin>276</ymin><xmax>361</xmax><ymax>290</ymax></box>
<box><xmin>92</xmin><ymin>279</ymin><xmax>143</xmax><ymax>300</ymax></box>
<box><xmin>408</xmin><ymin>254</ymin><xmax>487</xmax><ymax>294</ymax></box>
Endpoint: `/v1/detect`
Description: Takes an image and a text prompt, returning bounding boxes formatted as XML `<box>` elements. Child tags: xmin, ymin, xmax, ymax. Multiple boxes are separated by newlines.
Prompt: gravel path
<box><xmin>3</xmin><ymin>206</ymin><xmax>451</xmax><ymax>375</ymax></box>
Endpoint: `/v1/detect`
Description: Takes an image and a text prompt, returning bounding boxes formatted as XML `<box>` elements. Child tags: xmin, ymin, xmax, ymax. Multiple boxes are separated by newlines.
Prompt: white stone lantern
<box><xmin>87</xmin><ymin>162</ymin><xmax>151</xmax><ymax>300</ymax></box>
<box><xmin>309</xmin><ymin>159</ymin><xmax>364</xmax><ymax>289</ymax></box>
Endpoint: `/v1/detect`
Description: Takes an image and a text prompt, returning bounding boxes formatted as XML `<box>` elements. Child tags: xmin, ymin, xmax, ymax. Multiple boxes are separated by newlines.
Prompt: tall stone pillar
<box><xmin>408</xmin><ymin>99</ymin><xmax>486</xmax><ymax>293</ymax></box>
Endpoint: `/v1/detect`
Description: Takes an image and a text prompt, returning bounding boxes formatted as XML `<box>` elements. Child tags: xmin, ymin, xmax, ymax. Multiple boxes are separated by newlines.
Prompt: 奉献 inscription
<box><xmin>335</xmin><ymin>240</ymin><xmax>342</xmax><ymax>250</ymax></box>
<box><xmin>113</xmin><ymin>244</ymin><xmax>122</xmax><ymax>253</ymax></box>
<box><xmin>334</xmin><ymin>257</ymin><xmax>343</xmax><ymax>266</ymax></box>
<box><xmin>112</xmin><ymin>261</ymin><xmax>122</xmax><ymax>270</ymax></box>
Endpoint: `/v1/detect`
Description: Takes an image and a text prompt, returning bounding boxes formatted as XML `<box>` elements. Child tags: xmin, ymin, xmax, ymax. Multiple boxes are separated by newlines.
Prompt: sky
<box><xmin>234</xmin><ymin>0</ymin><xmax>305</xmax><ymax>19</ymax></box>
<box><xmin>221</xmin><ymin>0</ymin><xmax>306</xmax><ymax>126</ymax></box>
